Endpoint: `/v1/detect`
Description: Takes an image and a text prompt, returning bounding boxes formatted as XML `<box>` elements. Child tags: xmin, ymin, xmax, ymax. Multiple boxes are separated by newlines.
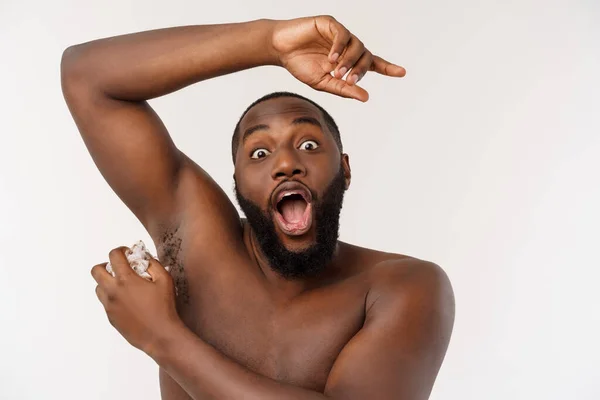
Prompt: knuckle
<box><xmin>354</xmin><ymin>66</ymin><xmax>365</xmax><ymax>77</ymax></box>
<box><xmin>106</xmin><ymin>291</ymin><xmax>117</xmax><ymax>302</ymax></box>
<box><xmin>92</xmin><ymin>262</ymin><xmax>106</xmax><ymax>270</ymax></box>
<box><xmin>108</xmin><ymin>247</ymin><xmax>123</xmax><ymax>258</ymax></box>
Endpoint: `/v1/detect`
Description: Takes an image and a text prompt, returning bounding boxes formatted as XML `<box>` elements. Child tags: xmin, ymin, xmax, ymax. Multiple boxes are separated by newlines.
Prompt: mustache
<box><xmin>233</xmin><ymin>165</ymin><xmax>345</xmax><ymax>213</ymax></box>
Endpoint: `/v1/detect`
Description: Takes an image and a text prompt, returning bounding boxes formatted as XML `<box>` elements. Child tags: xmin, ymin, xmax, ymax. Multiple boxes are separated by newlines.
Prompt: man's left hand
<box><xmin>91</xmin><ymin>247</ymin><xmax>181</xmax><ymax>353</ymax></box>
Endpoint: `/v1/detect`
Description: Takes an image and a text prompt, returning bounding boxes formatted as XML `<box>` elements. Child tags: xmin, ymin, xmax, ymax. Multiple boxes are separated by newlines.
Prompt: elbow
<box><xmin>60</xmin><ymin>45</ymin><xmax>86</xmax><ymax>101</ymax></box>
<box><xmin>60</xmin><ymin>45</ymin><xmax>85</xmax><ymax>87</ymax></box>
<box><xmin>60</xmin><ymin>44</ymin><xmax>102</xmax><ymax>101</ymax></box>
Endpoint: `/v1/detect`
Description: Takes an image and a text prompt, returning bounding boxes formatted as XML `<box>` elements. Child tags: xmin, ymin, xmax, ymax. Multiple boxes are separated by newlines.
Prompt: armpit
<box><xmin>156</xmin><ymin>225</ymin><xmax>190</xmax><ymax>308</ymax></box>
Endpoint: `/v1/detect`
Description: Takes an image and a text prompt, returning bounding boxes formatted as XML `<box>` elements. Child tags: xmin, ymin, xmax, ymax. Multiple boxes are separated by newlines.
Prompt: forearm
<box><xmin>60</xmin><ymin>19</ymin><xmax>279</xmax><ymax>101</ymax></box>
<box><xmin>148</xmin><ymin>321</ymin><xmax>328</xmax><ymax>400</ymax></box>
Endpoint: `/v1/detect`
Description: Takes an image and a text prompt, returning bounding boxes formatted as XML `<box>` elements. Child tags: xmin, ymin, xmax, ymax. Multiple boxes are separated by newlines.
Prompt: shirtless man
<box><xmin>61</xmin><ymin>15</ymin><xmax>455</xmax><ymax>400</ymax></box>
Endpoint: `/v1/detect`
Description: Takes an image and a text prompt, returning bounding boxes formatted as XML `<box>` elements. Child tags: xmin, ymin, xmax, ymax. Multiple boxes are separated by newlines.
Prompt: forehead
<box><xmin>240</xmin><ymin>97</ymin><xmax>325</xmax><ymax>131</ymax></box>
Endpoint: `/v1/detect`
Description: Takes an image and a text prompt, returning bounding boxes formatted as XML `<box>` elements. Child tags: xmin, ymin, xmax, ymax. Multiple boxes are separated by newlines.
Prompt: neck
<box><xmin>246</xmin><ymin>223</ymin><xmax>341</xmax><ymax>301</ymax></box>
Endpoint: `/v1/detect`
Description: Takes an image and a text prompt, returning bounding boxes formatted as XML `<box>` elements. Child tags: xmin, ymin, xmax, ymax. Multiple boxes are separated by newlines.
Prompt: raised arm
<box><xmin>60</xmin><ymin>19</ymin><xmax>279</xmax><ymax>243</ymax></box>
<box><xmin>60</xmin><ymin>16</ymin><xmax>405</xmax><ymax>244</ymax></box>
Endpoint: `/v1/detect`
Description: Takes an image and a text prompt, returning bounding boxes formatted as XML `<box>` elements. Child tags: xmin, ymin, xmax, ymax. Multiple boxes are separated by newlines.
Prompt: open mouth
<box><xmin>272</xmin><ymin>185</ymin><xmax>313</xmax><ymax>236</ymax></box>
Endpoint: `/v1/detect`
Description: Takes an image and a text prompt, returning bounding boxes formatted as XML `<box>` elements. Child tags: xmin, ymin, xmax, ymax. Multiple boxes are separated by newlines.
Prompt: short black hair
<box><xmin>232</xmin><ymin>91</ymin><xmax>342</xmax><ymax>164</ymax></box>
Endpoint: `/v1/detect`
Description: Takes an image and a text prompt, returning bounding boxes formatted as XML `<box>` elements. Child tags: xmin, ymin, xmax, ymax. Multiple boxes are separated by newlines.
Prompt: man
<box><xmin>61</xmin><ymin>15</ymin><xmax>455</xmax><ymax>400</ymax></box>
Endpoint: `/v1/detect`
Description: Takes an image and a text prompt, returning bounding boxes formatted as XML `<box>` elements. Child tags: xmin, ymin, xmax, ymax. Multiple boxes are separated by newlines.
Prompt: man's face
<box><xmin>233</xmin><ymin>97</ymin><xmax>351</xmax><ymax>279</ymax></box>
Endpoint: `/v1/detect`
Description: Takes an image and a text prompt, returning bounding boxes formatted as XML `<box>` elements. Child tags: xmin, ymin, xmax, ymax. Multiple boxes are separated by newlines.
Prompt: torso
<box><xmin>153</xmin><ymin>219</ymin><xmax>409</xmax><ymax>400</ymax></box>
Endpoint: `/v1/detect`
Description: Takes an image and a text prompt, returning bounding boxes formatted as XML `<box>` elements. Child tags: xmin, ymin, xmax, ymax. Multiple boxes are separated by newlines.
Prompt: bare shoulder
<box><xmin>361</xmin><ymin>254</ymin><xmax>455</xmax><ymax>342</ymax></box>
<box><xmin>366</xmin><ymin>255</ymin><xmax>454</xmax><ymax>308</ymax></box>
<box><xmin>339</xmin><ymin>242</ymin><xmax>454</xmax><ymax>315</ymax></box>
<box><xmin>371</xmin><ymin>256</ymin><xmax>452</xmax><ymax>292</ymax></box>
<box><xmin>341</xmin><ymin>243</ymin><xmax>451</xmax><ymax>288</ymax></box>
<box><xmin>325</xmin><ymin>247</ymin><xmax>455</xmax><ymax>398</ymax></box>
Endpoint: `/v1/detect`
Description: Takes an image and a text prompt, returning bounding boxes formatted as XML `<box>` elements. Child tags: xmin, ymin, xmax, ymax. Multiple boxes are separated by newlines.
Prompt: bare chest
<box><xmin>154</xmin><ymin>226</ymin><xmax>370</xmax><ymax>398</ymax></box>
<box><xmin>179</xmin><ymin>265</ymin><xmax>367</xmax><ymax>391</ymax></box>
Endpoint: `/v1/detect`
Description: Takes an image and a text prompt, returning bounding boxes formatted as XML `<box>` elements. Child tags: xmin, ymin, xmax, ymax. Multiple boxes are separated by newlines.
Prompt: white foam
<box><xmin>105</xmin><ymin>240</ymin><xmax>171</xmax><ymax>280</ymax></box>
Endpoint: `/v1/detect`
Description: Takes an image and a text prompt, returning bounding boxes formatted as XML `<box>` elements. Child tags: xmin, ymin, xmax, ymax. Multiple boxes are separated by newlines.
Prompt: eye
<box><xmin>250</xmin><ymin>148</ymin><xmax>271</xmax><ymax>159</ymax></box>
<box><xmin>299</xmin><ymin>140</ymin><xmax>319</xmax><ymax>151</ymax></box>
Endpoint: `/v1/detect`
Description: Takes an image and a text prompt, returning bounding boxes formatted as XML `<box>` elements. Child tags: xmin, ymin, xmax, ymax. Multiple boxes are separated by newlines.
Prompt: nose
<box><xmin>271</xmin><ymin>147</ymin><xmax>306</xmax><ymax>180</ymax></box>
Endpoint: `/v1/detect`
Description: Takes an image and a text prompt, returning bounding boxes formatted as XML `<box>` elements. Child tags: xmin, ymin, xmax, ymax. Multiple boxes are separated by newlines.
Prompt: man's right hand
<box><xmin>271</xmin><ymin>15</ymin><xmax>406</xmax><ymax>102</ymax></box>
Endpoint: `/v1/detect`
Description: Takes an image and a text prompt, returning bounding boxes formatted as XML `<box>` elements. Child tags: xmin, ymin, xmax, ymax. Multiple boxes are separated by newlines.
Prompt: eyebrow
<box><xmin>242</xmin><ymin>117</ymin><xmax>323</xmax><ymax>143</ymax></box>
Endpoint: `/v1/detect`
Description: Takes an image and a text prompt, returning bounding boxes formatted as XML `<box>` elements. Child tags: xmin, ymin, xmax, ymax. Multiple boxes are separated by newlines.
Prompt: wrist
<box><xmin>256</xmin><ymin>18</ymin><xmax>282</xmax><ymax>67</ymax></box>
<box><xmin>144</xmin><ymin>318</ymin><xmax>188</xmax><ymax>361</ymax></box>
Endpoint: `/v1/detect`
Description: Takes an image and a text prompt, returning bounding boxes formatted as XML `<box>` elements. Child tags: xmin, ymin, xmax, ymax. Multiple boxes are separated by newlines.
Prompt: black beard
<box><xmin>234</xmin><ymin>167</ymin><xmax>346</xmax><ymax>280</ymax></box>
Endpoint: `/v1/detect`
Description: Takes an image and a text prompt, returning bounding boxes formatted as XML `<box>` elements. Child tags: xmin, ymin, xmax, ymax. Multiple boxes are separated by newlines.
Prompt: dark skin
<box><xmin>62</xmin><ymin>15</ymin><xmax>455</xmax><ymax>400</ymax></box>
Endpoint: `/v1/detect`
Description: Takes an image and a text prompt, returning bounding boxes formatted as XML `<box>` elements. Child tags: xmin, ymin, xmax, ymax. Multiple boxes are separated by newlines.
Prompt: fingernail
<box><xmin>351</xmin><ymin>74</ymin><xmax>359</xmax><ymax>84</ymax></box>
<box><xmin>338</xmin><ymin>66</ymin><xmax>347</xmax><ymax>77</ymax></box>
<box><xmin>331</xmin><ymin>53</ymin><xmax>339</xmax><ymax>62</ymax></box>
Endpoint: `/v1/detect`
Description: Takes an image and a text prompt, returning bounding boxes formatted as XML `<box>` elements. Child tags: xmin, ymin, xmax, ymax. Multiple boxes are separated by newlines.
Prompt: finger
<box><xmin>108</xmin><ymin>247</ymin><xmax>134</xmax><ymax>279</ymax></box>
<box><xmin>334</xmin><ymin>36</ymin><xmax>366</xmax><ymax>80</ymax></box>
<box><xmin>146</xmin><ymin>258</ymin><xmax>170</xmax><ymax>283</ymax></box>
<box><xmin>371</xmin><ymin>55</ymin><xmax>407</xmax><ymax>77</ymax></box>
<box><xmin>91</xmin><ymin>262</ymin><xmax>113</xmax><ymax>286</ymax></box>
<box><xmin>324</xmin><ymin>18</ymin><xmax>351</xmax><ymax>63</ymax></box>
<box><xmin>95</xmin><ymin>284</ymin><xmax>109</xmax><ymax>305</ymax></box>
<box><xmin>346</xmin><ymin>50</ymin><xmax>374</xmax><ymax>86</ymax></box>
<box><xmin>317</xmin><ymin>75</ymin><xmax>369</xmax><ymax>102</ymax></box>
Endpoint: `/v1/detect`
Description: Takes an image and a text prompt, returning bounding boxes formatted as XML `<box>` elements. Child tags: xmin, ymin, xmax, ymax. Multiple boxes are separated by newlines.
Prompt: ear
<box><xmin>341</xmin><ymin>153</ymin><xmax>351</xmax><ymax>190</ymax></box>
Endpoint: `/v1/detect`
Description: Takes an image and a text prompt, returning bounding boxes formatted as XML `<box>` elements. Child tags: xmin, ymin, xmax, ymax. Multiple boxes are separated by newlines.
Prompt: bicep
<box><xmin>63</xmin><ymin>76</ymin><xmax>183</xmax><ymax>229</ymax></box>
<box><xmin>324</xmin><ymin>262</ymin><xmax>455</xmax><ymax>400</ymax></box>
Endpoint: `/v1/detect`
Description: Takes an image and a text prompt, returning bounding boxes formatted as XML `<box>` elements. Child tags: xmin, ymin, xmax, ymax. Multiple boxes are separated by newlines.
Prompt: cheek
<box><xmin>235</xmin><ymin>168</ymin><xmax>270</xmax><ymax>202</ymax></box>
<box><xmin>329</xmin><ymin>155</ymin><xmax>341</xmax><ymax>175</ymax></box>
<box><xmin>310</xmin><ymin>149</ymin><xmax>340</xmax><ymax>173</ymax></box>
<box><xmin>309</xmin><ymin>153</ymin><xmax>340</xmax><ymax>182</ymax></box>
<box><xmin>302</xmin><ymin>167</ymin><xmax>332</xmax><ymax>202</ymax></box>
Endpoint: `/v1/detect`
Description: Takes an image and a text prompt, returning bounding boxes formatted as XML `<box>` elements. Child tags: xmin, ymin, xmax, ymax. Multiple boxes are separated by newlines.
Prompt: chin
<box><xmin>276</xmin><ymin>228</ymin><xmax>317</xmax><ymax>252</ymax></box>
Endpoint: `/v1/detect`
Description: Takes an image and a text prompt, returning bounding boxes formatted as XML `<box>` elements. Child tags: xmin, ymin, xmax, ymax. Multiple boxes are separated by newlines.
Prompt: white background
<box><xmin>1</xmin><ymin>0</ymin><xmax>599</xmax><ymax>399</ymax></box>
